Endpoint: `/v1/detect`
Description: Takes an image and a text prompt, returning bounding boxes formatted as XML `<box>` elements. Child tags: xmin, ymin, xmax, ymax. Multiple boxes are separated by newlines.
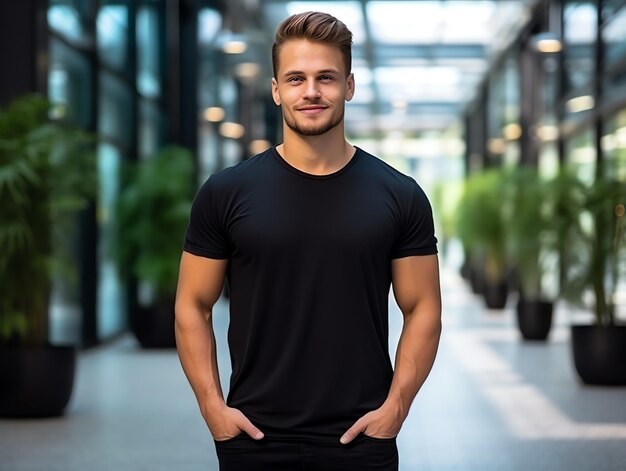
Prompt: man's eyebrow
<box><xmin>282</xmin><ymin>69</ymin><xmax>340</xmax><ymax>76</ymax></box>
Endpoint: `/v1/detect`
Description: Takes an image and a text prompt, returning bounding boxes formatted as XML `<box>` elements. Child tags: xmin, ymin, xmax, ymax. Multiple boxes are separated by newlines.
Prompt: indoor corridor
<box><xmin>2</xmin><ymin>248</ymin><xmax>626</xmax><ymax>471</ymax></box>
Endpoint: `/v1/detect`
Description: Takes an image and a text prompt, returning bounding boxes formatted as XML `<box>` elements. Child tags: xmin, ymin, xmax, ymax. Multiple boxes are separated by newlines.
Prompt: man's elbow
<box><xmin>405</xmin><ymin>300</ymin><xmax>441</xmax><ymax>337</ymax></box>
<box><xmin>175</xmin><ymin>300</ymin><xmax>211</xmax><ymax>330</ymax></box>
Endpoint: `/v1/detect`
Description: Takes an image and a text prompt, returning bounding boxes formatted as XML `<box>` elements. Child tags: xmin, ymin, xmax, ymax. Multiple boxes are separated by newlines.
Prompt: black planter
<box><xmin>133</xmin><ymin>297</ymin><xmax>177</xmax><ymax>349</ymax></box>
<box><xmin>460</xmin><ymin>258</ymin><xmax>471</xmax><ymax>280</ymax></box>
<box><xmin>483</xmin><ymin>278</ymin><xmax>508</xmax><ymax>310</ymax></box>
<box><xmin>0</xmin><ymin>345</ymin><xmax>76</xmax><ymax>418</ymax></box>
<box><xmin>469</xmin><ymin>265</ymin><xmax>484</xmax><ymax>295</ymax></box>
<box><xmin>516</xmin><ymin>299</ymin><xmax>553</xmax><ymax>341</ymax></box>
<box><xmin>571</xmin><ymin>325</ymin><xmax>626</xmax><ymax>386</ymax></box>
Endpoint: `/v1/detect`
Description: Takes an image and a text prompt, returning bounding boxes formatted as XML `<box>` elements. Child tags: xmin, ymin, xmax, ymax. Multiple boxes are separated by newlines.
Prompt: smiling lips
<box><xmin>297</xmin><ymin>105</ymin><xmax>327</xmax><ymax>114</ymax></box>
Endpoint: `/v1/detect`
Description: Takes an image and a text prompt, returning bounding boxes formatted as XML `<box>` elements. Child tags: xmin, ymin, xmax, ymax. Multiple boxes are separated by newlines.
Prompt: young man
<box><xmin>175</xmin><ymin>11</ymin><xmax>441</xmax><ymax>471</ymax></box>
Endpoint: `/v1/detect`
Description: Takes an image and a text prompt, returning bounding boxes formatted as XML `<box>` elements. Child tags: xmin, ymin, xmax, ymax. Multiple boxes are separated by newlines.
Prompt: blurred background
<box><xmin>0</xmin><ymin>0</ymin><xmax>625</xmax><ymax>470</ymax></box>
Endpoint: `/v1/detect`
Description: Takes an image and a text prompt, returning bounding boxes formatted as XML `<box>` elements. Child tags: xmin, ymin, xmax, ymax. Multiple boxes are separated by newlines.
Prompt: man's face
<box><xmin>271</xmin><ymin>39</ymin><xmax>355</xmax><ymax>137</ymax></box>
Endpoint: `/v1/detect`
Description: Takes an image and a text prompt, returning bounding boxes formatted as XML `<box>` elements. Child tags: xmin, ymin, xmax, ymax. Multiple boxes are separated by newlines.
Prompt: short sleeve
<box><xmin>391</xmin><ymin>181</ymin><xmax>438</xmax><ymax>258</ymax></box>
<box><xmin>183</xmin><ymin>176</ymin><xmax>230</xmax><ymax>259</ymax></box>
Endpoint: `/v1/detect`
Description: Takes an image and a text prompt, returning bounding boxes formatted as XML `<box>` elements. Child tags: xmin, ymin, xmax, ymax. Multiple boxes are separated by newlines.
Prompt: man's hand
<box><xmin>202</xmin><ymin>403</ymin><xmax>265</xmax><ymax>442</ymax></box>
<box><xmin>339</xmin><ymin>399</ymin><xmax>405</xmax><ymax>444</ymax></box>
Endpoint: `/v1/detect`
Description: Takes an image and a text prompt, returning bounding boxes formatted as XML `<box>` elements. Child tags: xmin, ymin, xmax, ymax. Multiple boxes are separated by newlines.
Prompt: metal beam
<box><xmin>364</xmin><ymin>44</ymin><xmax>487</xmax><ymax>63</ymax></box>
<box><xmin>263</xmin><ymin>0</ymin><xmax>511</xmax><ymax>3</ymax></box>
<box><xmin>357</xmin><ymin>0</ymin><xmax>383</xmax><ymax>130</ymax></box>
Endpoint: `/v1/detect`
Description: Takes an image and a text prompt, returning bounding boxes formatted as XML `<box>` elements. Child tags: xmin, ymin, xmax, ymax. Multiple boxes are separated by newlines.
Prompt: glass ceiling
<box><xmin>262</xmin><ymin>0</ymin><xmax>532</xmax><ymax>136</ymax></box>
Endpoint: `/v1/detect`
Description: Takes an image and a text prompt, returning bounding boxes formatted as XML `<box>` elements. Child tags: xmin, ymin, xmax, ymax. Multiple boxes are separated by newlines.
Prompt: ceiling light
<box><xmin>219</xmin><ymin>122</ymin><xmax>245</xmax><ymax>139</ymax></box>
<box><xmin>487</xmin><ymin>138</ymin><xmax>505</xmax><ymax>154</ymax></box>
<box><xmin>535</xmin><ymin>125</ymin><xmax>559</xmax><ymax>141</ymax></box>
<box><xmin>532</xmin><ymin>33</ymin><xmax>562</xmax><ymax>53</ymax></box>
<box><xmin>248</xmin><ymin>139</ymin><xmax>271</xmax><ymax>155</ymax></box>
<box><xmin>502</xmin><ymin>123</ymin><xmax>522</xmax><ymax>140</ymax></box>
<box><xmin>216</xmin><ymin>30</ymin><xmax>248</xmax><ymax>54</ymax></box>
<box><xmin>235</xmin><ymin>62</ymin><xmax>261</xmax><ymax>80</ymax></box>
<box><xmin>223</xmin><ymin>40</ymin><xmax>247</xmax><ymax>54</ymax></box>
<box><xmin>203</xmin><ymin>107</ymin><xmax>225</xmax><ymax>122</ymax></box>
<box><xmin>566</xmin><ymin>95</ymin><xmax>594</xmax><ymax>113</ymax></box>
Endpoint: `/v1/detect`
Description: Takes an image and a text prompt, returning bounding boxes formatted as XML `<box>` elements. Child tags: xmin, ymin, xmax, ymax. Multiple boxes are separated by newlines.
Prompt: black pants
<box><xmin>214</xmin><ymin>434</ymin><xmax>399</xmax><ymax>471</ymax></box>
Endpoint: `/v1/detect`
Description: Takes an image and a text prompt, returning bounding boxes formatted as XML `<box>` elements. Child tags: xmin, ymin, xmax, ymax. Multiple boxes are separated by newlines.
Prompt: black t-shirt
<box><xmin>184</xmin><ymin>146</ymin><xmax>437</xmax><ymax>442</ymax></box>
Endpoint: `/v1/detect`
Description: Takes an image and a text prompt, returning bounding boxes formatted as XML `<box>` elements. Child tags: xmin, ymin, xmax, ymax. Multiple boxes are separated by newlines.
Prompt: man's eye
<box><xmin>287</xmin><ymin>77</ymin><xmax>303</xmax><ymax>83</ymax></box>
<box><xmin>319</xmin><ymin>75</ymin><xmax>334</xmax><ymax>81</ymax></box>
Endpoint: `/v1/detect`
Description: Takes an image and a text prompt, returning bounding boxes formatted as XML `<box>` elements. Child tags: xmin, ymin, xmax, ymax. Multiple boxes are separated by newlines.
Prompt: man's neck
<box><xmin>277</xmin><ymin>127</ymin><xmax>355</xmax><ymax>176</ymax></box>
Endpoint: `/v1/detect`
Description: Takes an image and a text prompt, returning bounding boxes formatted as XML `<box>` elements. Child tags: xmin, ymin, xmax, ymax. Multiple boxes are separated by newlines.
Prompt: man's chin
<box><xmin>296</xmin><ymin>128</ymin><xmax>329</xmax><ymax>137</ymax></box>
<box><xmin>287</xmin><ymin>119</ymin><xmax>340</xmax><ymax>137</ymax></box>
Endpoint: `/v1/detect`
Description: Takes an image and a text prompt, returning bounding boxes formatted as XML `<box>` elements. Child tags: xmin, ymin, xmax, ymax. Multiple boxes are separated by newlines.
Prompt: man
<box><xmin>175</xmin><ymin>11</ymin><xmax>441</xmax><ymax>471</ymax></box>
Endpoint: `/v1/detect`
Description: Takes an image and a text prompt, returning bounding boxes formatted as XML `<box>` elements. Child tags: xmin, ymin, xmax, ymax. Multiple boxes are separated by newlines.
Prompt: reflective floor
<box><xmin>2</xmin><ymin>256</ymin><xmax>626</xmax><ymax>471</ymax></box>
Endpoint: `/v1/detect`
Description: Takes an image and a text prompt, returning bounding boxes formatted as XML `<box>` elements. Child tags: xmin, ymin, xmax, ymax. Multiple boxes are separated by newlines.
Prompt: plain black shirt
<box><xmin>184</xmin><ymin>146</ymin><xmax>437</xmax><ymax>442</ymax></box>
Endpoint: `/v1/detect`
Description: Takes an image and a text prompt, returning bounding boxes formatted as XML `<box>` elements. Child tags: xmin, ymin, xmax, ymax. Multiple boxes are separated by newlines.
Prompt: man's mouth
<box><xmin>297</xmin><ymin>105</ymin><xmax>327</xmax><ymax>114</ymax></box>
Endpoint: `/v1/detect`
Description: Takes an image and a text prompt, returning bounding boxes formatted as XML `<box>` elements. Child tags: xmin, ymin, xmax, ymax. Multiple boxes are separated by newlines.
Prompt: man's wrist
<box><xmin>384</xmin><ymin>392</ymin><xmax>408</xmax><ymax>421</ymax></box>
<box><xmin>199</xmin><ymin>390</ymin><xmax>227</xmax><ymax>413</ymax></box>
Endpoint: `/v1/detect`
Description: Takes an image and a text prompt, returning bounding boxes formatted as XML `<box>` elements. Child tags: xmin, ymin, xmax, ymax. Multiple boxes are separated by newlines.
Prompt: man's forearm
<box><xmin>386</xmin><ymin>307</ymin><xmax>442</xmax><ymax>418</ymax></box>
<box><xmin>339</xmin><ymin>305</ymin><xmax>441</xmax><ymax>444</ymax></box>
<box><xmin>175</xmin><ymin>308</ymin><xmax>225</xmax><ymax>411</ymax></box>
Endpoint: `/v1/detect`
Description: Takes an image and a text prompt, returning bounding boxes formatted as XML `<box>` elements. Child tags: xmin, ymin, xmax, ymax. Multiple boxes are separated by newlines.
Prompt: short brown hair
<box><xmin>272</xmin><ymin>11</ymin><xmax>353</xmax><ymax>78</ymax></box>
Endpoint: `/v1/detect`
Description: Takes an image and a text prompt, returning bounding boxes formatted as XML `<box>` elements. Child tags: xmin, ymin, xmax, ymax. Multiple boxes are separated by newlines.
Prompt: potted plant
<box><xmin>507</xmin><ymin>167</ymin><xmax>564</xmax><ymax>340</ymax></box>
<box><xmin>0</xmin><ymin>94</ymin><xmax>95</xmax><ymax>417</ymax></box>
<box><xmin>456</xmin><ymin>171</ymin><xmax>487</xmax><ymax>294</ymax></box>
<box><xmin>559</xmin><ymin>169</ymin><xmax>626</xmax><ymax>385</ymax></box>
<box><xmin>115</xmin><ymin>145</ymin><xmax>194</xmax><ymax>348</ymax></box>
<box><xmin>456</xmin><ymin>168</ymin><xmax>511</xmax><ymax>309</ymax></box>
<box><xmin>430</xmin><ymin>179</ymin><xmax>463</xmax><ymax>262</ymax></box>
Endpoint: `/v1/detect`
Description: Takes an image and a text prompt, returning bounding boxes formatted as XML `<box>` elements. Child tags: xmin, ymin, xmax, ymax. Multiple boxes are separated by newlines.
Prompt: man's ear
<box><xmin>271</xmin><ymin>78</ymin><xmax>281</xmax><ymax>106</ymax></box>
<box><xmin>345</xmin><ymin>73</ymin><xmax>355</xmax><ymax>102</ymax></box>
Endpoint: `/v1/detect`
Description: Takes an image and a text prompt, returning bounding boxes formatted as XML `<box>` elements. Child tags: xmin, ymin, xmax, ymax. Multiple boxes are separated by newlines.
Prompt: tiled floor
<box><xmin>2</xmin><ymin>259</ymin><xmax>626</xmax><ymax>470</ymax></box>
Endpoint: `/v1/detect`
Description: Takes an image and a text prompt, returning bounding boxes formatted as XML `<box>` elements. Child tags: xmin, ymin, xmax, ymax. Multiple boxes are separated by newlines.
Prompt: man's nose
<box><xmin>303</xmin><ymin>80</ymin><xmax>321</xmax><ymax>99</ymax></box>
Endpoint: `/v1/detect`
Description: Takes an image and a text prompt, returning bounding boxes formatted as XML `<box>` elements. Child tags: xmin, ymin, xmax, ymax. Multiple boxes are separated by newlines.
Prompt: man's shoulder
<box><xmin>207</xmin><ymin>147</ymin><xmax>273</xmax><ymax>188</ymax></box>
<box><xmin>209</xmin><ymin>147</ymin><xmax>272</xmax><ymax>182</ymax></box>
<box><xmin>355</xmin><ymin>147</ymin><xmax>419</xmax><ymax>189</ymax></box>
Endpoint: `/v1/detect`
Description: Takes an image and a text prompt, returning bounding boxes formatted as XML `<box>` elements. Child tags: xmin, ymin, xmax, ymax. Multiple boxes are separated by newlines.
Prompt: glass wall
<box><xmin>47</xmin><ymin>0</ymin><xmax>94</xmax><ymax>344</ymax></box>
<box><xmin>562</xmin><ymin>0</ymin><xmax>597</xmax><ymax>96</ymax></box>
<box><xmin>561</xmin><ymin>0</ymin><xmax>626</xmax><ymax>181</ymax></box>
<box><xmin>97</xmin><ymin>71</ymin><xmax>130</xmax><ymax>339</ymax></box>
<box><xmin>486</xmin><ymin>51</ymin><xmax>521</xmax><ymax>167</ymax></box>
<box><xmin>197</xmin><ymin>7</ymin><xmax>225</xmax><ymax>180</ymax></box>
<box><xmin>94</xmin><ymin>0</ymin><xmax>134</xmax><ymax>340</ymax></box>
<box><xmin>48</xmin><ymin>0</ymin><xmax>91</xmax><ymax>46</ymax></box>
<box><xmin>602</xmin><ymin>0</ymin><xmax>626</xmax><ymax>98</ymax></box>
<box><xmin>97</xmin><ymin>1</ymin><xmax>129</xmax><ymax>71</ymax></box>
<box><xmin>137</xmin><ymin>2</ymin><xmax>165</xmax><ymax>159</ymax></box>
<box><xmin>562</xmin><ymin>1</ymin><xmax>597</xmax><ymax>133</ymax></box>
<box><xmin>602</xmin><ymin>109</ymin><xmax>626</xmax><ymax>179</ymax></box>
<box><xmin>196</xmin><ymin>6</ymin><xmax>276</xmax><ymax>182</ymax></box>
<box><xmin>46</xmin><ymin>0</ymin><xmax>170</xmax><ymax>346</ymax></box>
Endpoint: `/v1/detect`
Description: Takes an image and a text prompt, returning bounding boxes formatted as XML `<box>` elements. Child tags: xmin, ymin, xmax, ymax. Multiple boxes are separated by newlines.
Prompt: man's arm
<box><xmin>340</xmin><ymin>254</ymin><xmax>442</xmax><ymax>444</ymax></box>
<box><xmin>175</xmin><ymin>251</ymin><xmax>264</xmax><ymax>441</ymax></box>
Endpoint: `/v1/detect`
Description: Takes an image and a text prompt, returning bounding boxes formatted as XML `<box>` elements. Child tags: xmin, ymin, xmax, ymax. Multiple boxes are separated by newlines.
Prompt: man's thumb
<box><xmin>340</xmin><ymin>420</ymin><xmax>365</xmax><ymax>445</ymax></box>
<box><xmin>239</xmin><ymin>416</ymin><xmax>264</xmax><ymax>440</ymax></box>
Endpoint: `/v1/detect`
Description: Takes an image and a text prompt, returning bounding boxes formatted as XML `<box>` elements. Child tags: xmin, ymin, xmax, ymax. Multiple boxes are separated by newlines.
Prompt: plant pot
<box><xmin>469</xmin><ymin>265</ymin><xmax>484</xmax><ymax>295</ymax></box>
<box><xmin>460</xmin><ymin>258</ymin><xmax>471</xmax><ymax>280</ymax></box>
<box><xmin>0</xmin><ymin>345</ymin><xmax>76</xmax><ymax>417</ymax></box>
<box><xmin>483</xmin><ymin>278</ymin><xmax>508</xmax><ymax>310</ymax></box>
<box><xmin>133</xmin><ymin>296</ymin><xmax>176</xmax><ymax>349</ymax></box>
<box><xmin>571</xmin><ymin>325</ymin><xmax>626</xmax><ymax>386</ymax></box>
<box><xmin>516</xmin><ymin>299</ymin><xmax>553</xmax><ymax>341</ymax></box>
